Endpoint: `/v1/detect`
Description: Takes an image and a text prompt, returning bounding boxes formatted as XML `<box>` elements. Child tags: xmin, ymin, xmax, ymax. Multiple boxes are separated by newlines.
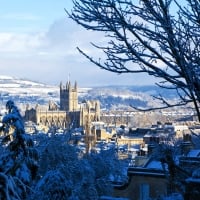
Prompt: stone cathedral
<box><xmin>24</xmin><ymin>81</ymin><xmax>100</xmax><ymax>130</ymax></box>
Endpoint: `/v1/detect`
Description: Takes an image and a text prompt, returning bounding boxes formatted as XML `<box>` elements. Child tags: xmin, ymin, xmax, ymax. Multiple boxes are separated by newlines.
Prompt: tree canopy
<box><xmin>0</xmin><ymin>100</ymin><xmax>38</xmax><ymax>199</ymax></box>
<box><xmin>0</xmin><ymin>100</ymin><xmax>126</xmax><ymax>199</ymax></box>
<box><xmin>68</xmin><ymin>0</ymin><xmax>200</xmax><ymax>120</ymax></box>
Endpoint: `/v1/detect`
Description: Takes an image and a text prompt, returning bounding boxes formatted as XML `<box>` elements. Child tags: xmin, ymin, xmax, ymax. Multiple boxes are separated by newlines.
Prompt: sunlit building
<box><xmin>24</xmin><ymin>81</ymin><xmax>100</xmax><ymax>130</ymax></box>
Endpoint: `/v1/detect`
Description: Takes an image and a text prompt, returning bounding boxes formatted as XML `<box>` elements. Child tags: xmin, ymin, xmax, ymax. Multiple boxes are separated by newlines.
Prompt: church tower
<box><xmin>60</xmin><ymin>81</ymin><xmax>78</xmax><ymax>112</ymax></box>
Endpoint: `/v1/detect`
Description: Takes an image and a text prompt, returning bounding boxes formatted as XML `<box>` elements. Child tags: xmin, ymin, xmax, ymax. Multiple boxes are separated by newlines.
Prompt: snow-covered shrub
<box><xmin>31</xmin><ymin>134</ymin><xmax>98</xmax><ymax>200</ymax></box>
<box><xmin>87</xmin><ymin>149</ymin><xmax>128</xmax><ymax>196</ymax></box>
<box><xmin>30</xmin><ymin>133</ymin><xmax>126</xmax><ymax>199</ymax></box>
<box><xmin>30</xmin><ymin>170</ymin><xmax>72</xmax><ymax>200</ymax></box>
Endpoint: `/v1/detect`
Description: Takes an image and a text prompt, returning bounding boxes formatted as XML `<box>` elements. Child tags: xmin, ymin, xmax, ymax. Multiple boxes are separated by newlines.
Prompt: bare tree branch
<box><xmin>67</xmin><ymin>0</ymin><xmax>200</xmax><ymax>120</ymax></box>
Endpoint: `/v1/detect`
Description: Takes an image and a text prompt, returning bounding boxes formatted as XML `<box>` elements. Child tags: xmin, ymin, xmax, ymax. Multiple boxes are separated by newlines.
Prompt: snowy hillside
<box><xmin>0</xmin><ymin>76</ymin><xmax>177</xmax><ymax>110</ymax></box>
<box><xmin>0</xmin><ymin>76</ymin><xmax>59</xmax><ymax>107</ymax></box>
<box><xmin>79</xmin><ymin>86</ymin><xmax>158</xmax><ymax>110</ymax></box>
<box><xmin>82</xmin><ymin>85</ymin><xmax>179</xmax><ymax>110</ymax></box>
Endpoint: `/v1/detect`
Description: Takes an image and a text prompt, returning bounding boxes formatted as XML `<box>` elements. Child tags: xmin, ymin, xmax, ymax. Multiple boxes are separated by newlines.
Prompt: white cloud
<box><xmin>0</xmin><ymin>17</ymin><xmax>157</xmax><ymax>86</ymax></box>
<box><xmin>0</xmin><ymin>32</ymin><xmax>44</xmax><ymax>53</ymax></box>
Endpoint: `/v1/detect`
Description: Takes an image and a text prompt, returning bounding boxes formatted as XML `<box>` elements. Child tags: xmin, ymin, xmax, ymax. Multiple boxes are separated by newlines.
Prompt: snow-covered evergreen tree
<box><xmin>0</xmin><ymin>100</ymin><xmax>38</xmax><ymax>199</ymax></box>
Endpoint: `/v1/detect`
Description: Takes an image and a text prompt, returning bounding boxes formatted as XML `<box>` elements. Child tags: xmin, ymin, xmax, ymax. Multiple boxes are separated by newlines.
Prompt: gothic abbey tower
<box><xmin>25</xmin><ymin>80</ymin><xmax>101</xmax><ymax>129</ymax></box>
<box><xmin>60</xmin><ymin>81</ymin><xmax>78</xmax><ymax>112</ymax></box>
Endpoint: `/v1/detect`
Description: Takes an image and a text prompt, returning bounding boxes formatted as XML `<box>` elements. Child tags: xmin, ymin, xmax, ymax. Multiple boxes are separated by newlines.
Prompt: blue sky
<box><xmin>0</xmin><ymin>0</ymin><xmax>157</xmax><ymax>87</ymax></box>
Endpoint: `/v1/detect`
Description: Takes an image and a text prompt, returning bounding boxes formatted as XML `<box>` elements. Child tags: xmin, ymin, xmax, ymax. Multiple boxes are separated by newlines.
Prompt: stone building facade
<box><xmin>24</xmin><ymin>81</ymin><xmax>100</xmax><ymax>130</ymax></box>
<box><xmin>60</xmin><ymin>81</ymin><xmax>78</xmax><ymax>112</ymax></box>
<box><xmin>113</xmin><ymin>164</ymin><xmax>168</xmax><ymax>200</ymax></box>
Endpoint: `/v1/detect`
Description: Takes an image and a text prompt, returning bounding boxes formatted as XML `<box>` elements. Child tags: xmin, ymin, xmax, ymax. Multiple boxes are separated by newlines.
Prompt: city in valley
<box><xmin>0</xmin><ymin>76</ymin><xmax>200</xmax><ymax>200</ymax></box>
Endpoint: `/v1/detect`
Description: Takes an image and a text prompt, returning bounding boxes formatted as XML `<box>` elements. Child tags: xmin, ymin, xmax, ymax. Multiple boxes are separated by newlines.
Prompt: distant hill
<box><xmin>0</xmin><ymin>76</ymin><xmax>178</xmax><ymax>110</ymax></box>
<box><xmin>78</xmin><ymin>85</ymin><xmax>178</xmax><ymax>110</ymax></box>
<box><xmin>0</xmin><ymin>76</ymin><xmax>59</xmax><ymax>107</ymax></box>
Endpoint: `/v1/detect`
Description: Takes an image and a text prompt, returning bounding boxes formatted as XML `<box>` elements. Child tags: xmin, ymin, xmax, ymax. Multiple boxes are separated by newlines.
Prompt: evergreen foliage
<box><xmin>0</xmin><ymin>100</ymin><xmax>38</xmax><ymax>199</ymax></box>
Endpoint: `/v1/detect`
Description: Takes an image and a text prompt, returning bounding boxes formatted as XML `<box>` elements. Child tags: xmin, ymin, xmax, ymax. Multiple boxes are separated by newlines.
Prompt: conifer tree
<box><xmin>0</xmin><ymin>100</ymin><xmax>38</xmax><ymax>199</ymax></box>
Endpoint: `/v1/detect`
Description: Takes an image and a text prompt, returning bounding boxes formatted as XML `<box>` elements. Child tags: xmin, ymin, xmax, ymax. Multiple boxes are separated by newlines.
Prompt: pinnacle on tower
<box><xmin>74</xmin><ymin>81</ymin><xmax>77</xmax><ymax>90</ymax></box>
<box><xmin>60</xmin><ymin>81</ymin><xmax>63</xmax><ymax>90</ymax></box>
<box><xmin>66</xmin><ymin>80</ymin><xmax>71</xmax><ymax>90</ymax></box>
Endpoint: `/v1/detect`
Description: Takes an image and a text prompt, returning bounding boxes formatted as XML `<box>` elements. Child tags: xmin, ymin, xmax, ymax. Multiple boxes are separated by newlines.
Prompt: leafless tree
<box><xmin>67</xmin><ymin>0</ymin><xmax>200</xmax><ymax>120</ymax></box>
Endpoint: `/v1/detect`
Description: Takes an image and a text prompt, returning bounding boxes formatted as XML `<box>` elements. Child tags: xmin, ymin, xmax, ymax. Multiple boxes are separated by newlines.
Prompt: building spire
<box><xmin>74</xmin><ymin>81</ymin><xmax>77</xmax><ymax>90</ymax></box>
<box><xmin>68</xmin><ymin>73</ymin><xmax>70</xmax><ymax>82</ymax></box>
<box><xmin>66</xmin><ymin>74</ymin><xmax>71</xmax><ymax>90</ymax></box>
<box><xmin>60</xmin><ymin>81</ymin><xmax>63</xmax><ymax>90</ymax></box>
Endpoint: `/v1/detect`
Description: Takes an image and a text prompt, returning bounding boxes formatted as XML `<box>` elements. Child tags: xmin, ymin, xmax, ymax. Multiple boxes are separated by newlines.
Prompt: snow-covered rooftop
<box><xmin>187</xmin><ymin>149</ymin><xmax>200</xmax><ymax>157</ymax></box>
<box><xmin>145</xmin><ymin>160</ymin><xmax>167</xmax><ymax>170</ymax></box>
